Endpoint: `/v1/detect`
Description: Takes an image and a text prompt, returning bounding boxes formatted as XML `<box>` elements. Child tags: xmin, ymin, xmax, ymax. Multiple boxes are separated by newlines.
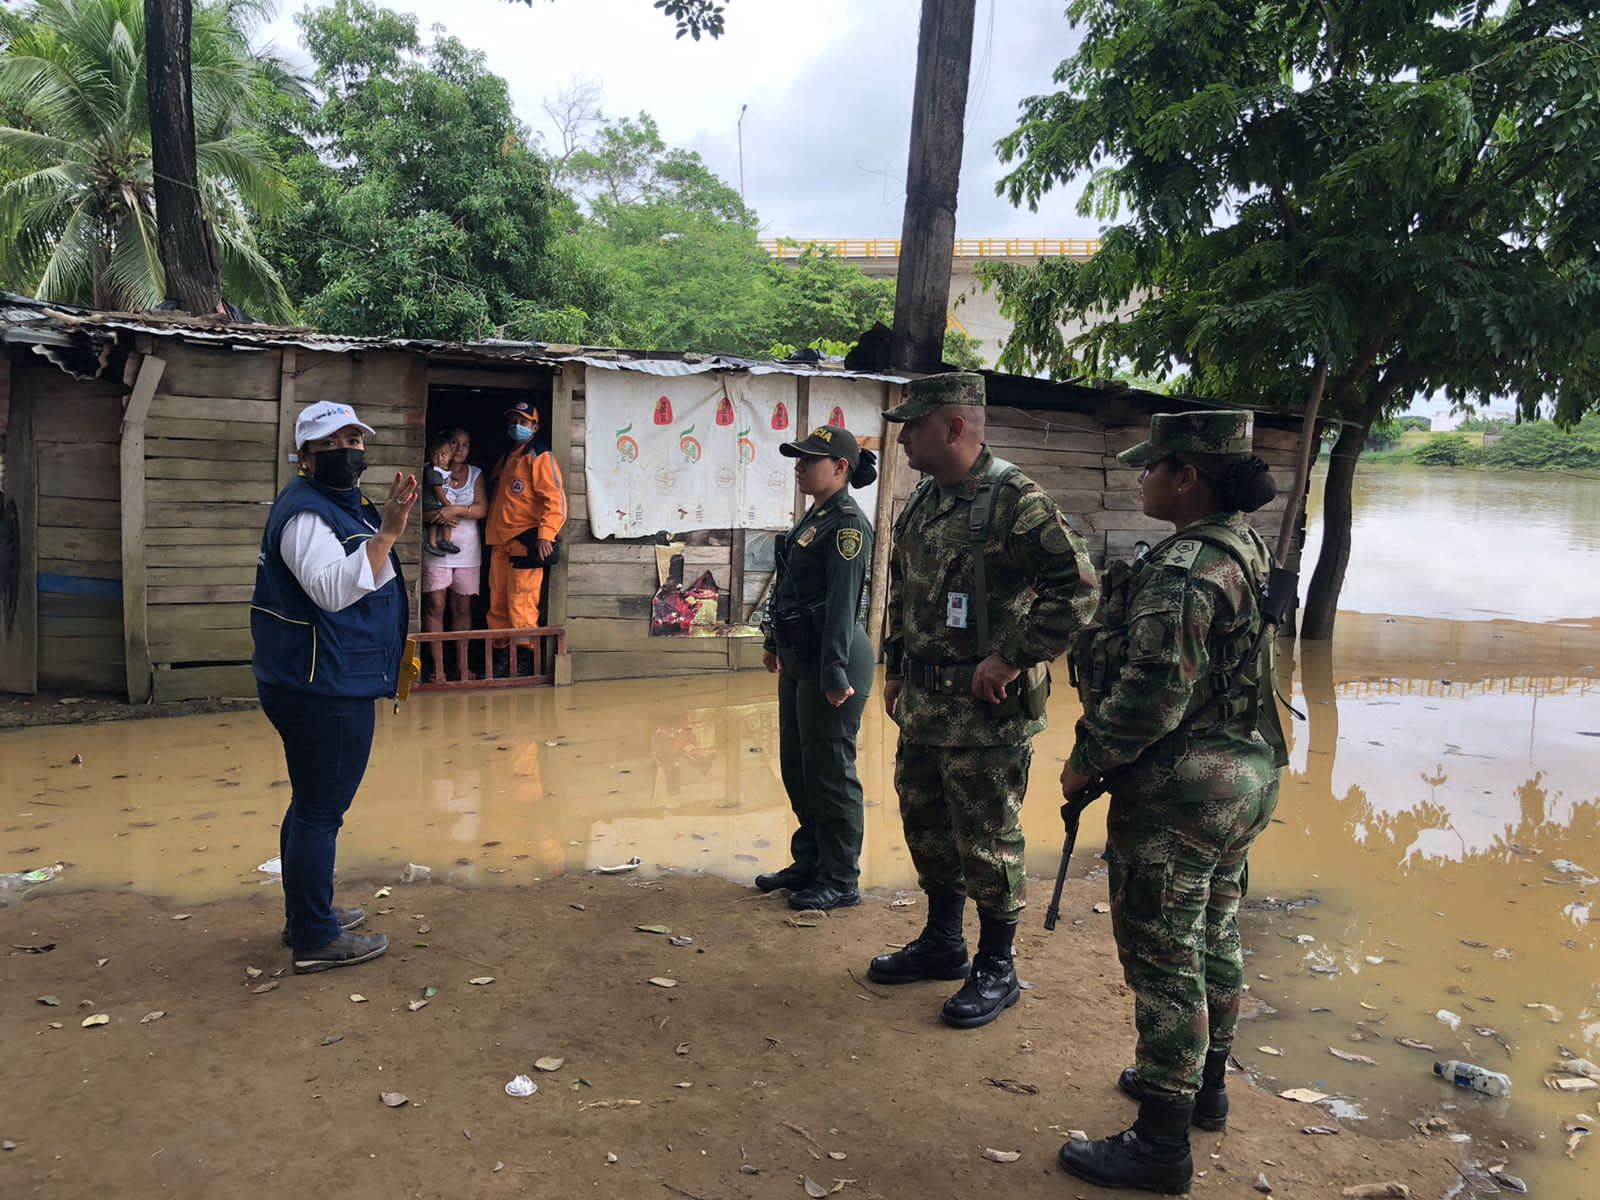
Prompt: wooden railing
<box><xmin>760</xmin><ymin>237</ymin><xmax>1101</xmax><ymax>260</ymax></box>
<box><xmin>412</xmin><ymin>626</ymin><xmax>567</xmax><ymax>690</ymax></box>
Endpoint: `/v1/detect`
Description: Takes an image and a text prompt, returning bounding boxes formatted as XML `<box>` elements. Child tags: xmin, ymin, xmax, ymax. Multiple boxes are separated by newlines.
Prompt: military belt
<box><xmin>902</xmin><ymin>655</ymin><xmax>979</xmax><ymax>695</ymax></box>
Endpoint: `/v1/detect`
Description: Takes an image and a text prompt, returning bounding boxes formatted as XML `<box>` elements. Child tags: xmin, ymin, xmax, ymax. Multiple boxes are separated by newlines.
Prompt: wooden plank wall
<box><xmin>142</xmin><ymin>343</ymin><xmax>426</xmax><ymax>701</ymax></box>
<box><xmin>0</xmin><ymin>359</ymin><xmax>39</xmax><ymax>693</ymax></box>
<box><xmin>30</xmin><ymin>363</ymin><xmax>127</xmax><ymax>693</ymax></box>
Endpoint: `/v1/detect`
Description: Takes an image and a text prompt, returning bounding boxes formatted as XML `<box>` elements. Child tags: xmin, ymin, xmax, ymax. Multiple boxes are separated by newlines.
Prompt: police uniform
<box><xmin>486</xmin><ymin>401</ymin><xmax>568</xmax><ymax>661</ymax></box>
<box><xmin>870</xmin><ymin>373</ymin><xmax>1099</xmax><ymax>1028</ymax></box>
<box><xmin>1059</xmin><ymin>410</ymin><xmax>1288</xmax><ymax>1194</ymax></box>
<box><xmin>758</xmin><ymin>426</ymin><xmax>875</xmax><ymax>912</ymax></box>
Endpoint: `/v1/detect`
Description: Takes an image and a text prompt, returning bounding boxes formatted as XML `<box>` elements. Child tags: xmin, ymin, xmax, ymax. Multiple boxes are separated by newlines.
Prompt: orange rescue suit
<box><xmin>486</xmin><ymin>442</ymin><xmax>568</xmax><ymax>647</ymax></box>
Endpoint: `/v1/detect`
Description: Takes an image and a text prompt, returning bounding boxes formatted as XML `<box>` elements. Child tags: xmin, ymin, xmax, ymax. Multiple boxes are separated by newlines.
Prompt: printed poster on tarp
<box><xmin>585</xmin><ymin>371</ymin><xmax>797</xmax><ymax>539</ymax></box>
<box><xmin>805</xmin><ymin>375</ymin><xmax>887</xmax><ymax>532</ymax></box>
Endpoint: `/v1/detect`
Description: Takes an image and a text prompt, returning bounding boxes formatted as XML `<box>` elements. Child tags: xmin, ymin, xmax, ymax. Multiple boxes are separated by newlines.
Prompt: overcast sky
<box><xmin>257</xmin><ymin>0</ymin><xmax>1093</xmax><ymax>240</ymax></box>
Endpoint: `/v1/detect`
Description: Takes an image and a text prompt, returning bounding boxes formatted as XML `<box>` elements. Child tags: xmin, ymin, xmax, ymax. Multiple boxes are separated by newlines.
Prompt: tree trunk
<box><xmin>145</xmin><ymin>0</ymin><xmax>223</xmax><ymax>316</ymax></box>
<box><xmin>889</xmin><ymin>0</ymin><xmax>976</xmax><ymax>374</ymax></box>
<box><xmin>1300</xmin><ymin>409</ymin><xmax>1376</xmax><ymax>639</ymax></box>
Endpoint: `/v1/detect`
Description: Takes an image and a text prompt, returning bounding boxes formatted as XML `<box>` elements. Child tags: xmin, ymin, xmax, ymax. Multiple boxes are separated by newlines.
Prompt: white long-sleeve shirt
<box><xmin>280</xmin><ymin>511</ymin><xmax>394</xmax><ymax>612</ymax></box>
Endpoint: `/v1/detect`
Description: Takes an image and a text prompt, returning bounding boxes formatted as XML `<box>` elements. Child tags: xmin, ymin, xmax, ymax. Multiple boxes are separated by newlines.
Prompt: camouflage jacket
<box><xmin>1067</xmin><ymin>512</ymin><xmax>1282</xmax><ymax>801</ymax></box>
<box><xmin>885</xmin><ymin>447</ymin><xmax>1098</xmax><ymax>747</ymax></box>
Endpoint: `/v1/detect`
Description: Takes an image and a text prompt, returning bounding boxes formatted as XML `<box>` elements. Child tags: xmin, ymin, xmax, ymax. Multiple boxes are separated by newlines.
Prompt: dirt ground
<box><xmin>1</xmin><ymin>875</ymin><xmax>1463</xmax><ymax>1199</ymax></box>
<box><xmin>0</xmin><ymin>690</ymin><xmax>256</xmax><ymax>730</ymax></box>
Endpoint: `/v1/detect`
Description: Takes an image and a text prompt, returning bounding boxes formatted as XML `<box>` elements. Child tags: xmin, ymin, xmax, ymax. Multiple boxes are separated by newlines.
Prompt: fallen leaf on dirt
<box><xmin>985</xmin><ymin>1078</ymin><xmax>1039</xmax><ymax>1095</ymax></box>
<box><xmin>1091</xmin><ymin>902</ymin><xmax>1111</xmax><ymax>914</ymax></box>
<box><xmin>1359</xmin><ymin>1001</ymin><xmax>1378</xmax><ymax>1011</ymax></box>
<box><xmin>36</xmin><ymin>996</ymin><xmax>60</xmax><ymax>1006</ymax></box>
<box><xmin>1255</xmin><ymin>1173</ymin><xmax>1273</xmax><ymax>1194</ymax></box>
<box><xmin>379</xmin><ymin>1092</ymin><xmax>409</xmax><ymax>1108</ymax></box>
<box><xmin>1280</xmin><ymin>1088</ymin><xmax>1331</xmax><ymax>1103</ymax></box>
<box><xmin>407</xmin><ymin>1000</ymin><xmax>428</xmax><ymax>1012</ymax></box>
<box><xmin>81</xmin><ymin>1014</ymin><xmax>109</xmax><ymax>1028</ymax></box>
<box><xmin>1330</xmin><ymin>1048</ymin><xmax>1378</xmax><ymax>1066</ymax></box>
<box><xmin>1364</xmin><ymin>955</ymin><xmax>1386</xmax><ymax>965</ymax></box>
<box><xmin>804</xmin><ymin>1178</ymin><xmax>829</xmax><ymax>1198</ymax></box>
<box><xmin>578</xmin><ymin>1099</ymin><xmax>641</xmax><ymax>1111</ymax></box>
<box><xmin>740</xmin><ymin>1164</ymin><xmax>760</xmax><ymax>1175</ymax></box>
<box><xmin>1259</xmin><ymin>1046</ymin><xmax>1284</xmax><ymax>1056</ymax></box>
<box><xmin>423</xmin><ymin>986</ymin><xmax>438</xmax><ymax>999</ymax></box>
<box><xmin>675</xmin><ymin>1081</ymin><xmax>693</xmax><ymax>1088</ymax></box>
<box><xmin>1341</xmin><ymin>1185</ymin><xmax>1411</xmax><ymax>1199</ymax></box>
<box><xmin>417</xmin><ymin>924</ymin><xmax>431</xmax><ymax>935</ymax></box>
<box><xmin>1302</xmin><ymin>1126</ymin><xmax>1341</xmax><ymax>1135</ymax></box>
<box><xmin>374</xmin><ymin>886</ymin><xmax>392</xmax><ymax>899</ymax></box>
<box><xmin>468</xmin><ymin>977</ymin><xmax>495</xmax><ymax>986</ymax></box>
<box><xmin>534</xmin><ymin>1057</ymin><xmax>565</xmax><ymax>1072</ymax></box>
<box><xmin>605</xmin><ymin>1152</ymin><xmax>618</xmax><ymax>1164</ymax></box>
<box><xmin>648</xmin><ymin>977</ymin><xmax>678</xmax><ymax>988</ymax></box>
<box><xmin>636</xmin><ymin>924</ymin><xmax>672</xmax><ymax>935</ymax></box>
<box><xmin>786</xmin><ymin>918</ymin><xmax>818</xmax><ymax>928</ymax></box>
<box><xmin>982</xmin><ymin>1148</ymin><xmax>1021</xmax><ymax>1163</ymax></box>
<box><xmin>252</xmin><ymin>982</ymin><xmax>278</xmax><ymax>995</ymax></box>
<box><xmin>244</xmin><ymin>966</ymin><xmax>262</xmax><ymax>980</ymax></box>
<box><xmin>46</xmin><ymin>1022</ymin><xmax>63</xmax><ymax>1029</ymax></box>
<box><xmin>669</xmin><ymin>935</ymin><xmax>694</xmax><ymax>947</ymax></box>
<box><xmin>95</xmin><ymin>957</ymin><xmax>109</xmax><ymax>968</ymax></box>
<box><xmin>1</xmin><ymin>1140</ymin><xmax>15</xmax><ymax>1150</ymax></box>
<box><xmin>1065</xmin><ymin>1129</ymin><xmax>1088</xmax><ymax>1141</ymax></box>
<box><xmin>140</xmin><ymin>1011</ymin><xmax>166</xmax><ymax>1024</ymax></box>
<box><xmin>11</xmin><ymin>943</ymin><xmax>55</xmax><ymax>953</ymax></box>
<box><xmin>1460</xmin><ymin>940</ymin><xmax>1489</xmax><ymax>949</ymax></box>
<box><xmin>570</xmin><ymin>903</ymin><xmax>586</xmax><ymax>911</ymax></box>
<box><xmin>172</xmin><ymin>914</ymin><xmax>191</xmax><ymax>921</ymax></box>
<box><xmin>321</xmin><ymin>1035</ymin><xmax>343</xmax><ymax>1046</ymax></box>
<box><xmin>827</xmin><ymin>1151</ymin><xmax>847</xmax><ymax>1160</ymax></box>
<box><xmin>889</xmin><ymin>897</ymin><xmax>916</xmax><ymax>908</ymax></box>
<box><xmin>349</xmin><ymin>993</ymin><xmax>367</xmax><ymax>1003</ymax></box>
<box><xmin>1395</xmin><ymin>1038</ymin><xmax>1434</xmax><ymax>1052</ymax></box>
<box><xmin>1526</xmin><ymin>1002</ymin><xmax>1562</xmax><ymax>1023</ymax></box>
<box><xmin>675</xmin><ymin>1042</ymin><xmax>690</xmax><ymax>1055</ymax></box>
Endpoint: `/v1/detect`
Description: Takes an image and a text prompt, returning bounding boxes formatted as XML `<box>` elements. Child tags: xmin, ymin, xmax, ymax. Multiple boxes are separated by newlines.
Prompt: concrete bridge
<box><xmin>760</xmin><ymin>238</ymin><xmax>1101</xmax><ymax>366</ymax></box>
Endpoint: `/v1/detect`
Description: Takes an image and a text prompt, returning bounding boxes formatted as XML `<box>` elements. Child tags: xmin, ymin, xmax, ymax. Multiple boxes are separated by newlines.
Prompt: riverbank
<box><xmin>1</xmin><ymin>874</ymin><xmax>1465</xmax><ymax>1199</ymax></box>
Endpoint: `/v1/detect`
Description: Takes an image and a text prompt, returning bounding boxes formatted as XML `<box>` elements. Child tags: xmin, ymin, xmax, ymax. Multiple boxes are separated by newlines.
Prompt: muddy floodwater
<box><xmin>5</xmin><ymin>464</ymin><xmax>1599</xmax><ymax>1194</ymax></box>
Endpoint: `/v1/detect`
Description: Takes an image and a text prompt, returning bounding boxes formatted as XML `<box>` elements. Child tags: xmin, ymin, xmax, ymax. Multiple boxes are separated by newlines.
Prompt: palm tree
<box><xmin>0</xmin><ymin>0</ymin><xmax>298</xmax><ymax>319</ymax></box>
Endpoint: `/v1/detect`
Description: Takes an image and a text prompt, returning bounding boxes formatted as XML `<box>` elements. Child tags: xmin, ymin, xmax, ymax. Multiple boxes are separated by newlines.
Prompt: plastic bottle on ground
<box><xmin>1433</xmin><ymin>1059</ymin><xmax>1512</xmax><ymax>1098</ymax></box>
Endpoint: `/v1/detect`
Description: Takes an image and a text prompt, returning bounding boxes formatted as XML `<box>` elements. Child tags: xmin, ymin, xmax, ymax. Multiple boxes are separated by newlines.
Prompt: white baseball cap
<box><xmin>294</xmin><ymin>401</ymin><xmax>375</xmax><ymax>448</ymax></box>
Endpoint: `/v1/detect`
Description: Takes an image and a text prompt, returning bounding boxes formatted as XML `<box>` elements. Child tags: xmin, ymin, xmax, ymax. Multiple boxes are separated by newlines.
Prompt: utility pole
<box><xmin>889</xmin><ymin>0</ymin><xmax>976</xmax><ymax>374</ymax></box>
<box><xmin>737</xmin><ymin>103</ymin><xmax>748</xmax><ymax>206</ymax></box>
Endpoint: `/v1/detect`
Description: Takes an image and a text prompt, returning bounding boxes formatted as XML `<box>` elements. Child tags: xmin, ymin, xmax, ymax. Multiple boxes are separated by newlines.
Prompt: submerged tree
<box><xmin>986</xmin><ymin>0</ymin><xmax>1600</xmax><ymax>638</ymax></box>
<box><xmin>0</xmin><ymin>0</ymin><xmax>295</xmax><ymax>316</ymax></box>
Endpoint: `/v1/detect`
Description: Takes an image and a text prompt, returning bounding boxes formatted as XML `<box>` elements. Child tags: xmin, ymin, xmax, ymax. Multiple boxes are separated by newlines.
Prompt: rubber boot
<box><xmin>1058</xmin><ymin>1097</ymin><xmax>1195</xmax><ymax>1195</ymax></box>
<box><xmin>1119</xmin><ymin>1047</ymin><xmax>1231</xmax><ymax>1131</ymax></box>
<box><xmin>938</xmin><ymin>912</ymin><xmax>1019</xmax><ymax>1028</ymax></box>
<box><xmin>867</xmin><ymin>891</ymin><xmax>969</xmax><ymax>984</ymax></box>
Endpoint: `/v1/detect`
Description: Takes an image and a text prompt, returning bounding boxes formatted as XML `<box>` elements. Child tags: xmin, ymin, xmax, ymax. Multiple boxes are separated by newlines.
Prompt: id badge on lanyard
<box><xmin>946</xmin><ymin>592</ymin><xmax>969</xmax><ymax>629</ymax></box>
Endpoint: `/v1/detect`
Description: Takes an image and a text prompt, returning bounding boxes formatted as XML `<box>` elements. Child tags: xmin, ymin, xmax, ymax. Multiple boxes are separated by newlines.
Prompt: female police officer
<box><xmin>252</xmin><ymin>401</ymin><xmax>416</xmax><ymax>974</ymax></box>
<box><xmin>754</xmin><ymin>425</ymin><xmax>877</xmax><ymax>912</ymax></box>
<box><xmin>1057</xmin><ymin>411</ymin><xmax>1287</xmax><ymax>1195</ymax></box>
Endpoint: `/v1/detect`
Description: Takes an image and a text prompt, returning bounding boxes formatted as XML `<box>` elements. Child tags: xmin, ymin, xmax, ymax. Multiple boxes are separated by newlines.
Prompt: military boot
<box><xmin>867</xmin><ymin>890</ymin><xmax>969</xmax><ymax>984</ymax></box>
<box><xmin>1058</xmin><ymin>1097</ymin><xmax>1195</xmax><ymax>1195</ymax></box>
<box><xmin>939</xmin><ymin>912</ymin><xmax>1019</xmax><ymax>1028</ymax></box>
<box><xmin>754</xmin><ymin>864</ymin><xmax>814</xmax><ymax>893</ymax></box>
<box><xmin>1119</xmin><ymin>1047</ymin><xmax>1231</xmax><ymax>1131</ymax></box>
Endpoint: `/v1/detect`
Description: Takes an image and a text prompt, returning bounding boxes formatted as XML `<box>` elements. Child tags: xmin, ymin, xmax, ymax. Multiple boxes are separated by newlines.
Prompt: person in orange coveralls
<box><xmin>486</xmin><ymin>401</ymin><xmax>568</xmax><ymax>676</ymax></box>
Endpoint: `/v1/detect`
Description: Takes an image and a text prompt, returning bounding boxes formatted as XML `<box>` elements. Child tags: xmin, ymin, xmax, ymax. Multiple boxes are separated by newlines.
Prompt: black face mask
<box><xmin>311</xmin><ymin>447</ymin><xmax>366</xmax><ymax>490</ymax></box>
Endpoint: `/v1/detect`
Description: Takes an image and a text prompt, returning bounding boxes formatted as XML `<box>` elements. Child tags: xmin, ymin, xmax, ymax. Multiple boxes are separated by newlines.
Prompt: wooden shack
<box><xmin>0</xmin><ymin>297</ymin><xmax>1309</xmax><ymax>702</ymax></box>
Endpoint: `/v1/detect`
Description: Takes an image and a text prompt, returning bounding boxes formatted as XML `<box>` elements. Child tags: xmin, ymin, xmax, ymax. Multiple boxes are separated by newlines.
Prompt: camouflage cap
<box><xmin>1116</xmin><ymin>410</ymin><xmax>1254</xmax><ymax>466</ymax></box>
<box><xmin>884</xmin><ymin>371</ymin><xmax>986</xmax><ymax>422</ymax></box>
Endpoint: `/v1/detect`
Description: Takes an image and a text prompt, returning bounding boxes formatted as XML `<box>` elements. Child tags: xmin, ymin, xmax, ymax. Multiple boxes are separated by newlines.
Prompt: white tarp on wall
<box><xmin>585</xmin><ymin>371</ymin><xmax>799</xmax><ymax>539</ymax></box>
<box><xmin>805</xmin><ymin>376</ymin><xmax>889</xmax><ymax>532</ymax></box>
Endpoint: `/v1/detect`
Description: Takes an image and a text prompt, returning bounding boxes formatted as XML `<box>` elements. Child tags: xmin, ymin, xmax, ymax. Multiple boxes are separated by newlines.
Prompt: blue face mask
<box><xmin>508</xmin><ymin>423</ymin><xmax>535</xmax><ymax>443</ymax></box>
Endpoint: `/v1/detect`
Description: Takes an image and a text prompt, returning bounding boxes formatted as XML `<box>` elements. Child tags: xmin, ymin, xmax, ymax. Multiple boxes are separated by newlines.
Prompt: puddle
<box><xmin>3</xmin><ymin>610</ymin><xmax>1597</xmax><ymax>1192</ymax></box>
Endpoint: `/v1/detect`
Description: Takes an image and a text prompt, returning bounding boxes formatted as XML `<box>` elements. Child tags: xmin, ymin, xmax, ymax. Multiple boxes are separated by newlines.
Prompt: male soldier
<box><xmin>869</xmin><ymin>372</ymin><xmax>1099</xmax><ymax>1028</ymax></box>
<box><xmin>485</xmin><ymin>401</ymin><xmax>568</xmax><ymax>676</ymax></box>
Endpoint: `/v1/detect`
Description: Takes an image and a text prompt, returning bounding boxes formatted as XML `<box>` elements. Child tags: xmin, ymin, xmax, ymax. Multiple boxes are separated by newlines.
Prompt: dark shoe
<box><xmin>293</xmin><ymin>931</ymin><xmax>390</xmax><ymax>975</ymax></box>
<box><xmin>492</xmin><ymin>648</ymin><xmax>511</xmax><ymax>678</ymax></box>
<box><xmin>755</xmin><ymin>864</ymin><xmax>815</xmax><ymax>893</ymax></box>
<box><xmin>1119</xmin><ymin>1048</ymin><xmax>1231</xmax><ymax>1131</ymax></box>
<box><xmin>281</xmin><ymin>905</ymin><xmax>366</xmax><ymax>947</ymax></box>
<box><xmin>940</xmin><ymin>913</ymin><xmax>1019</xmax><ymax>1028</ymax></box>
<box><xmin>441</xmin><ymin>539</ymin><xmax>461</xmax><ymax>554</ymax></box>
<box><xmin>867</xmin><ymin>890</ymin><xmax>970</xmax><ymax>984</ymax></box>
<box><xmin>788</xmin><ymin>883</ymin><xmax>861</xmax><ymax>912</ymax></box>
<box><xmin>1058</xmin><ymin>1098</ymin><xmax>1195</xmax><ymax>1195</ymax></box>
<box><xmin>424</xmin><ymin>542</ymin><xmax>447</xmax><ymax>557</ymax></box>
<box><xmin>515</xmin><ymin>647</ymin><xmax>536</xmax><ymax>676</ymax></box>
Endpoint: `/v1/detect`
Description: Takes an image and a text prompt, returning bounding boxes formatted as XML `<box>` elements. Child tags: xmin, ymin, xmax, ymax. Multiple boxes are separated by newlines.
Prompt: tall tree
<box><xmin>987</xmin><ymin>0</ymin><xmax>1600</xmax><ymax>638</ymax></box>
<box><xmin>0</xmin><ymin>0</ymin><xmax>295</xmax><ymax>316</ymax></box>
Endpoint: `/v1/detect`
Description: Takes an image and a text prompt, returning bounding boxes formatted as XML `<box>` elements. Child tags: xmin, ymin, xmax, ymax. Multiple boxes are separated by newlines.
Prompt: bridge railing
<box><xmin>759</xmin><ymin>237</ymin><xmax>1101</xmax><ymax>260</ymax></box>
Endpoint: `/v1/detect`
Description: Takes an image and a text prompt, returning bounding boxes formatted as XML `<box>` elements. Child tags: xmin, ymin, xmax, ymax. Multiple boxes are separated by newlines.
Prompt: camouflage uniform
<box><xmin>885</xmin><ymin>375</ymin><xmax>1099</xmax><ymax>919</ymax></box>
<box><xmin>1068</xmin><ymin>411</ymin><xmax>1286</xmax><ymax>1102</ymax></box>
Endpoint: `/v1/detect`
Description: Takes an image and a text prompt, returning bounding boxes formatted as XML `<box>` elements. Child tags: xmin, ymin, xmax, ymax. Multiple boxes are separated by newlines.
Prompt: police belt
<box><xmin>902</xmin><ymin>655</ymin><xmax>980</xmax><ymax>695</ymax></box>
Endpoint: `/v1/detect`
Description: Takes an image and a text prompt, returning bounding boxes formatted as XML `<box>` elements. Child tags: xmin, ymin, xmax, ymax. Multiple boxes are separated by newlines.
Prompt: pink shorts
<box><xmin>421</xmin><ymin>562</ymin><xmax>481</xmax><ymax>596</ymax></box>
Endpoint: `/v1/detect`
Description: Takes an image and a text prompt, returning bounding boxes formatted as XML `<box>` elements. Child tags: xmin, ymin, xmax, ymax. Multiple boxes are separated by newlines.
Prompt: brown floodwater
<box><xmin>5</xmin><ymin>465</ymin><xmax>1599</xmax><ymax>1193</ymax></box>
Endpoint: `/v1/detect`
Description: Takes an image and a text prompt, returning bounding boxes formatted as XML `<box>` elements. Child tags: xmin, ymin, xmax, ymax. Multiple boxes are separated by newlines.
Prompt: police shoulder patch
<box><xmin>836</xmin><ymin>527</ymin><xmax>863</xmax><ymax>561</ymax></box>
<box><xmin>1160</xmin><ymin>538</ymin><xmax>1203</xmax><ymax>571</ymax></box>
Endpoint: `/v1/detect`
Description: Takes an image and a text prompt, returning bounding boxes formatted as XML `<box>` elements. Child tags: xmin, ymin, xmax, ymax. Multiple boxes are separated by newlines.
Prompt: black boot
<box><xmin>754</xmin><ymin>864</ymin><xmax>814</xmax><ymax>893</ymax></box>
<box><xmin>788</xmin><ymin>881</ymin><xmax>861</xmax><ymax>911</ymax></box>
<box><xmin>1058</xmin><ymin>1097</ymin><xmax>1195</xmax><ymax>1195</ymax></box>
<box><xmin>938</xmin><ymin>912</ymin><xmax>1019</xmax><ymax>1028</ymax></box>
<box><xmin>1120</xmin><ymin>1048</ymin><xmax>1231</xmax><ymax>1131</ymax></box>
<box><xmin>867</xmin><ymin>891</ymin><xmax>969</xmax><ymax>984</ymax></box>
<box><xmin>491</xmin><ymin>648</ymin><xmax>510</xmax><ymax>679</ymax></box>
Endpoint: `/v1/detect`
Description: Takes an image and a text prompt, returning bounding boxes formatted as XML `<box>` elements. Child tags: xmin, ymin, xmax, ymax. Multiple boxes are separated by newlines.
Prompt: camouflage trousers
<box><xmin>1105</xmin><ymin>778</ymin><xmax>1279</xmax><ymax>1100</ymax></box>
<box><xmin>895</xmin><ymin>737</ymin><xmax>1031</xmax><ymax>919</ymax></box>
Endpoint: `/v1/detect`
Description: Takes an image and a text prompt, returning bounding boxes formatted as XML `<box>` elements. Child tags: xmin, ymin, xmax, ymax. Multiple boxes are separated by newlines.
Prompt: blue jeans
<box><xmin>258</xmin><ymin>684</ymin><xmax>376</xmax><ymax>951</ymax></box>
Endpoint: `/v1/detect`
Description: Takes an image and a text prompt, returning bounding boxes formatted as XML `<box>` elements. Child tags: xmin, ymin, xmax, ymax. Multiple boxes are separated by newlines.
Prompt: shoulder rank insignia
<box><xmin>795</xmin><ymin>526</ymin><xmax>818</xmax><ymax>548</ymax></box>
<box><xmin>1162</xmin><ymin>538</ymin><xmax>1203</xmax><ymax>570</ymax></box>
<box><xmin>836</xmin><ymin>527</ymin><xmax>863</xmax><ymax>561</ymax></box>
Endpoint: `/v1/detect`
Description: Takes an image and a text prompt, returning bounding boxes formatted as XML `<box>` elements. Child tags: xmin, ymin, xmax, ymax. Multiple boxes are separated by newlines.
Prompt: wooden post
<box><xmin>547</xmin><ymin>362</ymin><xmax>577</xmax><ymax>684</ymax></box>
<box><xmin>792</xmin><ymin>376</ymin><xmax>811</xmax><ymax>520</ymax></box>
<box><xmin>0</xmin><ymin>364</ymin><xmax>39</xmax><ymax>694</ymax></box>
<box><xmin>276</xmin><ymin>348</ymin><xmax>298</xmax><ymax>493</ymax></box>
<box><xmin>889</xmin><ymin>0</ymin><xmax>977</xmax><ymax>374</ymax></box>
<box><xmin>867</xmin><ymin>383</ymin><xmax>903</xmax><ymax>652</ymax></box>
<box><xmin>120</xmin><ymin>353</ymin><xmax>167</xmax><ymax>703</ymax></box>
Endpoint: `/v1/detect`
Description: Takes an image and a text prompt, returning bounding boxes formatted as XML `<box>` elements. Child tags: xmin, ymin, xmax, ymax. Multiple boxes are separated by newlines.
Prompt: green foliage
<box><xmin>1367</xmin><ymin>413</ymin><xmax>1431</xmax><ymax>449</ymax></box>
<box><xmin>1474</xmin><ymin>415</ymin><xmax>1600</xmax><ymax>470</ymax></box>
<box><xmin>942</xmin><ymin>327</ymin><xmax>987</xmax><ymax>371</ymax></box>
<box><xmin>257</xmin><ymin>0</ymin><xmax>556</xmax><ymax>339</ymax></box>
<box><xmin>1456</xmin><ymin>414</ymin><xmax>1508</xmax><ymax>434</ymax></box>
<box><xmin>0</xmin><ymin>0</ymin><xmax>295</xmax><ymax>317</ymax></box>
<box><xmin>507</xmin><ymin>0</ymin><xmax>728</xmax><ymax>41</ymax></box>
<box><xmin>985</xmin><ymin>2</ymin><xmax>1600</xmax><ymax>428</ymax></box>
<box><xmin>1410</xmin><ymin>433</ymin><xmax>1478</xmax><ymax>466</ymax></box>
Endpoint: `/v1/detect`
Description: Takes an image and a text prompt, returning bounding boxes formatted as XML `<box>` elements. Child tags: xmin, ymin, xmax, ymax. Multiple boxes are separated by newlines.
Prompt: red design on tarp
<box><xmin>771</xmin><ymin>401</ymin><xmax>789</xmax><ymax>431</ymax></box>
<box><xmin>653</xmin><ymin>396</ymin><xmax>674</xmax><ymax>425</ymax></box>
<box><xmin>715</xmin><ymin>394</ymin><xmax>735</xmax><ymax>426</ymax></box>
<box><xmin>828</xmin><ymin>406</ymin><xmax>846</xmax><ymax>427</ymax></box>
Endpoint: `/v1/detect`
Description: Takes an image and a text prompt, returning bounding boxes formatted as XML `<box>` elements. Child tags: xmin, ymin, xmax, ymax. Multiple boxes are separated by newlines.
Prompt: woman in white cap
<box><xmin>251</xmin><ymin>401</ymin><xmax>417</xmax><ymax>973</ymax></box>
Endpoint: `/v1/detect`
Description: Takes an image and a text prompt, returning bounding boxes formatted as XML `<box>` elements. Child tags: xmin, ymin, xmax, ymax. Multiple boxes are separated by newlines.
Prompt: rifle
<box><xmin>1043</xmin><ymin>779</ymin><xmax>1106</xmax><ymax>931</ymax></box>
